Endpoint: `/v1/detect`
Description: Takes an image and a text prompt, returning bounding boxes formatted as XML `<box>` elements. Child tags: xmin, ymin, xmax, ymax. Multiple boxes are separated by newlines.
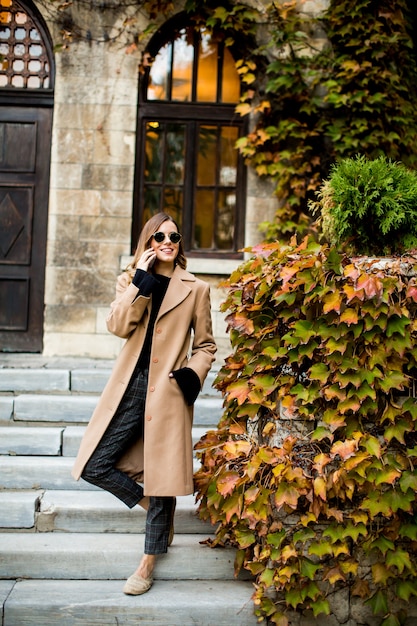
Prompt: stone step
<box><xmin>0</xmin><ymin>369</ymin><xmax>70</xmax><ymax>393</ymax></box>
<box><xmin>10</xmin><ymin>393</ymin><xmax>223</xmax><ymax>426</ymax></box>
<box><xmin>0</xmin><ymin>456</ymin><xmax>97</xmax><ymax>490</ymax></box>
<box><xmin>2</xmin><ymin>579</ymin><xmax>259</xmax><ymax>626</ymax></box>
<box><xmin>0</xmin><ymin>490</ymin><xmax>213</xmax><ymax>534</ymax></box>
<box><xmin>0</xmin><ymin>491</ymin><xmax>42</xmax><ymax>529</ymax></box>
<box><xmin>0</xmin><ymin>533</ymin><xmax>244</xmax><ymax>581</ymax></box>
<box><xmin>0</xmin><ymin>456</ymin><xmax>203</xmax><ymax>491</ymax></box>
<box><xmin>0</xmin><ymin>425</ymin><xmax>210</xmax><ymax>457</ymax></box>
<box><xmin>71</xmin><ymin>367</ymin><xmax>220</xmax><ymax>396</ymax></box>
<box><xmin>0</xmin><ymin>426</ymin><xmax>63</xmax><ymax>455</ymax></box>
<box><xmin>0</xmin><ymin>365</ymin><xmax>220</xmax><ymax>395</ymax></box>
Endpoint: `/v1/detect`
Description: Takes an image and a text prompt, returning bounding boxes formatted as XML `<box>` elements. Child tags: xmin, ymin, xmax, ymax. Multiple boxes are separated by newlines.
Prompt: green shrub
<box><xmin>311</xmin><ymin>155</ymin><xmax>417</xmax><ymax>255</ymax></box>
<box><xmin>195</xmin><ymin>236</ymin><xmax>417</xmax><ymax>625</ymax></box>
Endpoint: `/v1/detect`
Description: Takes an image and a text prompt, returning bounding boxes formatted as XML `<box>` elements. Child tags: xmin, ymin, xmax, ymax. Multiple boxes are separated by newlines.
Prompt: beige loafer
<box><xmin>123</xmin><ymin>573</ymin><xmax>153</xmax><ymax>595</ymax></box>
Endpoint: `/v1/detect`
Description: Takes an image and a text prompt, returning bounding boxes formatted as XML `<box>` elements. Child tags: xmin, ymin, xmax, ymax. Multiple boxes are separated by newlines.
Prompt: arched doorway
<box><xmin>0</xmin><ymin>0</ymin><xmax>54</xmax><ymax>352</ymax></box>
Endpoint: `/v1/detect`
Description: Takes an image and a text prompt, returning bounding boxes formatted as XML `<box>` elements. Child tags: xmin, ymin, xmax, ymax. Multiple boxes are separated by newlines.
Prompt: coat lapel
<box><xmin>157</xmin><ymin>266</ymin><xmax>194</xmax><ymax>320</ymax></box>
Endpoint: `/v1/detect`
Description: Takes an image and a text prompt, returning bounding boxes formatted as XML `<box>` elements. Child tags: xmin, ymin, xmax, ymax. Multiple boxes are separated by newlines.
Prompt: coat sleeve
<box><xmin>187</xmin><ymin>281</ymin><xmax>217</xmax><ymax>385</ymax></box>
<box><xmin>106</xmin><ymin>271</ymin><xmax>151</xmax><ymax>339</ymax></box>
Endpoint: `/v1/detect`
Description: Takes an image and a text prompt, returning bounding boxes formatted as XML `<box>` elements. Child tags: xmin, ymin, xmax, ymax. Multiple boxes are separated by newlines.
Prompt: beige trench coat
<box><xmin>72</xmin><ymin>265</ymin><xmax>217</xmax><ymax>496</ymax></box>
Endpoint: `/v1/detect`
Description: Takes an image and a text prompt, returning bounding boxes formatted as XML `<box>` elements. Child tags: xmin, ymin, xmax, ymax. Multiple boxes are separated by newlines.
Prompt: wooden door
<box><xmin>0</xmin><ymin>106</ymin><xmax>52</xmax><ymax>352</ymax></box>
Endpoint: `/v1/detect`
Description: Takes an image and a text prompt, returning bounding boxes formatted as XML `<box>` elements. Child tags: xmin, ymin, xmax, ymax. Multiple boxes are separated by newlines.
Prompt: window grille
<box><xmin>0</xmin><ymin>0</ymin><xmax>51</xmax><ymax>88</ymax></box>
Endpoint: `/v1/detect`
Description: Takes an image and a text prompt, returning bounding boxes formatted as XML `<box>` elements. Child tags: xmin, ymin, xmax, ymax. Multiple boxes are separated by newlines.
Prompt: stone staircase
<box><xmin>0</xmin><ymin>355</ymin><xmax>259</xmax><ymax>626</ymax></box>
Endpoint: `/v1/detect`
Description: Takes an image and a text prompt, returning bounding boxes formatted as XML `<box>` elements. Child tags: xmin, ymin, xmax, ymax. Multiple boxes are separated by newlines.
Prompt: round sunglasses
<box><xmin>152</xmin><ymin>231</ymin><xmax>182</xmax><ymax>244</ymax></box>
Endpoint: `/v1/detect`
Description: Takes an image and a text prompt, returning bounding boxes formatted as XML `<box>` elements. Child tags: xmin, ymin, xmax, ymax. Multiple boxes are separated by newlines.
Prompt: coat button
<box><xmin>146</xmin><ymin>415</ymin><xmax>152</xmax><ymax>421</ymax></box>
<box><xmin>150</xmin><ymin>385</ymin><xmax>155</xmax><ymax>392</ymax></box>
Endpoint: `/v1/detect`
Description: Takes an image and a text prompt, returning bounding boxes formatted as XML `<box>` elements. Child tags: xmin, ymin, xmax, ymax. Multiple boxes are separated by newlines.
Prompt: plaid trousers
<box><xmin>81</xmin><ymin>367</ymin><xmax>175</xmax><ymax>554</ymax></box>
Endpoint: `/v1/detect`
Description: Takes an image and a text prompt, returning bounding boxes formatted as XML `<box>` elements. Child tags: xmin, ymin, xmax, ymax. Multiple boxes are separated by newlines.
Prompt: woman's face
<box><xmin>150</xmin><ymin>220</ymin><xmax>180</xmax><ymax>265</ymax></box>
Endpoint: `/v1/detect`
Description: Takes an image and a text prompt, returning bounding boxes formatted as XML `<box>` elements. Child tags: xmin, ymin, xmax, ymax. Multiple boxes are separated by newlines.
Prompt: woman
<box><xmin>72</xmin><ymin>212</ymin><xmax>217</xmax><ymax>595</ymax></box>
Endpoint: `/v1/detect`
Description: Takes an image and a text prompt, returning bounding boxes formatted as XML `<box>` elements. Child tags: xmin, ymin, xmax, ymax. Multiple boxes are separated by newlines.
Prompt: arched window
<box><xmin>0</xmin><ymin>0</ymin><xmax>53</xmax><ymax>90</ymax></box>
<box><xmin>133</xmin><ymin>15</ymin><xmax>246</xmax><ymax>258</ymax></box>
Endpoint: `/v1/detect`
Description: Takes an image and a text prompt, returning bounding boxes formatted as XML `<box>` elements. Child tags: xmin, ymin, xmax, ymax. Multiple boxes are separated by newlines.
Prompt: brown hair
<box><xmin>126</xmin><ymin>213</ymin><xmax>186</xmax><ymax>277</ymax></box>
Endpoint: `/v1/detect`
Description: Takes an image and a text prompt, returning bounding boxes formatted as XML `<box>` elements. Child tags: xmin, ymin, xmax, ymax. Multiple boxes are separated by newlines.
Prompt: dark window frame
<box><xmin>132</xmin><ymin>14</ymin><xmax>247</xmax><ymax>259</ymax></box>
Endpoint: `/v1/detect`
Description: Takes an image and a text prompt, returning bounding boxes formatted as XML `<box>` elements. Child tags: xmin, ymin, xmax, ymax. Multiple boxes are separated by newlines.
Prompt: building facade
<box><xmin>0</xmin><ymin>0</ymin><xmax>326</xmax><ymax>360</ymax></box>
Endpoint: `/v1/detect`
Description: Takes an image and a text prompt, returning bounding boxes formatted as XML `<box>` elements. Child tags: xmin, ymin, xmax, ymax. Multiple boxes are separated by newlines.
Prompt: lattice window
<box><xmin>134</xmin><ymin>16</ymin><xmax>247</xmax><ymax>258</ymax></box>
<box><xmin>0</xmin><ymin>0</ymin><xmax>50</xmax><ymax>88</ymax></box>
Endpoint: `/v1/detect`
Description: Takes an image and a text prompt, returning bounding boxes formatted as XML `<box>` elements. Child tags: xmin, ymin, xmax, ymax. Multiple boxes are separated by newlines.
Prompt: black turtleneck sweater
<box><xmin>131</xmin><ymin>268</ymin><xmax>201</xmax><ymax>405</ymax></box>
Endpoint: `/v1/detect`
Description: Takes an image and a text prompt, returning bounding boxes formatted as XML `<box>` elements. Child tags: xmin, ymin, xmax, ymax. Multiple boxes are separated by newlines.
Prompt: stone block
<box><xmin>54</xmin><ymin>76</ymin><xmax>137</xmax><ymax>107</ymax></box>
<box><xmin>99</xmin><ymin>190</ymin><xmax>133</xmax><ymax>217</ymax></box>
<box><xmin>79</xmin><ymin>216</ymin><xmax>130</xmax><ymax>242</ymax></box>
<box><xmin>70</xmin><ymin>369</ymin><xmax>111</xmax><ymax>393</ymax></box>
<box><xmin>47</xmin><ymin>240</ymin><xmax>100</xmax><ymax>270</ymax></box>
<box><xmin>44</xmin><ymin>306</ymin><xmax>97</xmax><ymax>334</ymax></box>
<box><xmin>50</xmin><ymin>162</ymin><xmax>83</xmax><ymax>189</ymax></box>
<box><xmin>0</xmin><ymin>456</ymin><xmax>93</xmax><ymax>490</ymax></box>
<box><xmin>93</xmin><ymin>130</ymin><xmax>135</xmax><ymax>165</ymax></box>
<box><xmin>62</xmin><ymin>426</ymin><xmax>85</xmax><ymax>457</ymax></box>
<box><xmin>45</xmin><ymin>214</ymin><xmax>81</xmax><ymax>243</ymax></box>
<box><xmin>95</xmin><ymin>307</ymin><xmax>110</xmax><ymax>333</ymax></box>
<box><xmin>0</xmin><ymin>491</ymin><xmax>40</xmax><ymax>528</ymax></box>
<box><xmin>54</xmin><ymin>103</ymin><xmax>136</xmax><ymax>132</ymax></box>
<box><xmin>49</xmin><ymin>188</ymin><xmax>101</xmax><ymax>217</ymax></box>
<box><xmin>193</xmin><ymin>397</ymin><xmax>223</xmax><ymax>427</ymax></box>
<box><xmin>246</xmin><ymin>195</ymin><xmax>277</xmax><ymax>225</ymax></box>
<box><xmin>43</xmin><ymin>332</ymin><xmax>123</xmax><ymax>359</ymax></box>
<box><xmin>81</xmin><ymin>163</ymin><xmax>133</xmax><ymax>192</ymax></box>
<box><xmin>3</xmin><ymin>580</ymin><xmax>259</xmax><ymax>626</ymax></box>
<box><xmin>98</xmin><ymin>243</ymin><xmax>130</xmax><ymax>272</ymax></box>
<box><xmin>44</xmin><ymin>268</ymin><xmax>115</xmax><ymax>306</ymax></box>
<box><xmin>52</xmin><ymin>128</ymin><xmax>94</xmax><ymax>164</ymax></box>
<box><xmin>0</xmin><ymin>426</ymin><xmax>62</xmax><ymax>455</ymax></box>
<box><xmin>14</xmin><ymin>394</ymin><xmax>97</xmax><ymax>423</ymax></box>
<box><xmin>0</xmin><ymin>369</ymin><xmax>69</xmax><ymax>392</ymax></box>
<box><xmin>0</xmin><ymin>533</ymin><xmax>236</xmax><ymax>581</ymax></box>
<box><xmin>0</xmin><ymin>396</ymin><xmax>13</xmax><ymax>420</ymax></box>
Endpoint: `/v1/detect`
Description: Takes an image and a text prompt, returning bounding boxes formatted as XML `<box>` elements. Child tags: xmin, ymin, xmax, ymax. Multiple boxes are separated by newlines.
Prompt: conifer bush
<box><xmin>311</xmin><ymin>155</ymin><xmax>417</xmax><ymax>256</ymax></box>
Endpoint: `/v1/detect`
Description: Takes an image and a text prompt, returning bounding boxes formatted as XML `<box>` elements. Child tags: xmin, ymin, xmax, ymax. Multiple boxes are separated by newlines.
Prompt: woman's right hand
<box><xmin>136</xmin><ymin>248</ymin><xmax>157</xmax><ymax>272</ymax></box>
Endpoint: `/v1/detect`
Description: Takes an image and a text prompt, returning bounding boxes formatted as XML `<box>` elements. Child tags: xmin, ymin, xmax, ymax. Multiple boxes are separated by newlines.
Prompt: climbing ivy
<box><xmin>233</xmin><ymin>0</ymin><xmax>417</xmax><ymax>240</ymax></box>
<box><xmin>194</xmin><ymin>236</ymin><xmax>417</xmax><ymax>625</ymax></box>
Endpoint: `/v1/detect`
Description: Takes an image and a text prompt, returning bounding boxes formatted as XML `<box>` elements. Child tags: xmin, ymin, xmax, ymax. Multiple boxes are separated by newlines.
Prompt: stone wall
<box><xmin>35</xmin><ymin>0</ymin><xmax>329</xmax><ymax>362</ymax></box>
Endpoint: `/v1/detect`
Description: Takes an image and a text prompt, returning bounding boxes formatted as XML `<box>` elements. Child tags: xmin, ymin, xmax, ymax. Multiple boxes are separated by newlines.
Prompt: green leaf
<box><xmin>396</xmin><ymin>579</ymin><xmax>417</xmax><ymax>601</ymax></box>
<box><xmin>386</xmin><ymin>315</ymin><xmax>410</xmax><ymax>337</ymax></box>
<box><xmin>311</xmin><ymin>426</ymin><xmax>334</xmax><ymax>442</ymax></box>
<box><xmin>285</xmin><ymin>587</ymin><xmax>303</xmax><ymax>609</ymax></box>
<box><xmin>308</xmin><ymin>541</ymin><xmax>334</xmax><ymax>557</ymax></box>
<box><xmin>311</xmin><ymin>597</ymin><xmax>331</xmax><ymax>617</ymax></box>
<box><xmin>384</xmin><ymin>419</ymin><xmax>412</xmax><ymax>444</ymax></box>
<box><xmin>399</xmin><ymin>471</ymin><xmax>417</xmax><ymax>493</ymax></box>
<box><xmin>259</xmin><ymin>566</ymin><xmax>275</xmax><ymax>586</ymax></box>
<box><xmin>386</xmin><ymin>549</ymin><xmax>413</xmax><ymax>573</ymax></box>
<box><xmin>381</xmin><ymin>615</ymin><xmax>401</xmax><ymax>626</ymax></box>
<box><xmin>234</xmin><ymin>527</ymin><xmax>256</xmax><ymax>548</ymax></box>
<box><xmin>274</xmin><ymin>483</ymin><xmax>300</xmax><ymax>509</ymax></box>
<box><xmin>399</xmin><ymin>523</ymin><xmax>417</xmax><ymax>541</ymax></box>
<box><xmin>363</xmin><ymin>435</ymin><xmax>382</xmax><ymax>458</ymax></box>
<box><xmin>366</xmin><ymin>589</ymin><xmax>388</xmax><ymax>616</ymax></box>
<box><xmin>293</xmin><ymin>527</ymin><xmax>316</xmax><ymax>544</ymax></box>
<box><xmin>267</xmin><ymin>530</ymin><xmax>286</xmax><ymax>548</ymax></box>
<box><xmin>379</xmin><ymin>371</ymin><xmax>408</xmax><ymax>394</ymax></box>
<box><xmin>369</xmin><ymin>535</ymin><xmax>395</xmax><ymax>555</ymax></box>
<box><xmin>300</xmin><ymin>557</ymin><xmax>321</xmax><ymax>580</ymax></box>
<box><xmin>309</xmin><ymin>363</ymin><xmax>330</xmax><ymax>383</ymax></box>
